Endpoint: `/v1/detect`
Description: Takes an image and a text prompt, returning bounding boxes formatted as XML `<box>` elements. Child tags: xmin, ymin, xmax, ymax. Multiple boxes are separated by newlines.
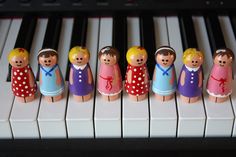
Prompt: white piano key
<box><xmin>30</xmin><ymin>18</ymin><xmax>48</xmax><ymax>76</ymax></box>
<box><xmin>149</xmin><ymin>17</ymin><xmax>177</xmax><ymax>137</ymax></box>
<box><xmin>194</xmin><ymin>16</ymin><xmax>234</xmax><ymax>137</ymax></box>
<box><xmin>37</xmin><ymin>18</ymin><xmax>72</xmax><ymax>138</ymax></box>
<box><xmin>9</xmin><ymin>19</ymin><xmax>48</xmax><ymax>139</ymax></box>
<box><xmin>0</xmin><ymin>19</ymin><xmax>22</xmax><ymax>139</ymax></box>
<box><xmin>66</xmin><ymin>18</ymin><xmax>99</xmax><ymax>138</ymax></box>
<box><xmin>127</xmin><ymin>17</ymin><xmax>140</xmax><ymax>48</ymax></box>
<box><xmin>94</xmin><ymin>17</ymin><xmax>122</xmax><ymax>138</ymax></box>
<box><xmin>218</xmin><ymin>16</ymin><xmax>236</xmax><ymax>137</ymax></box>
<box><xmin>0</xmin><ymin>19</ymin><xmax>11</xmax><ymax>59</ymax></box>
<box><xmin>167</xmin><ymin>16</ymin><xmax>206</xmax><ymax>137</ymax></box>
<box><xmin>122</xmin><ymin>17</ymin><xmax>149</xmax><ymax>138</ymax></box>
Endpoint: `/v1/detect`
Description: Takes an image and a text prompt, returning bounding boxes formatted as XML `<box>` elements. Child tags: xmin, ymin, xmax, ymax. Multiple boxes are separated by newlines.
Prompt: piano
<box><xmin>1</xmin><ymin>0</ymin><xmax>236</xmax><ymax>156</ymax></box>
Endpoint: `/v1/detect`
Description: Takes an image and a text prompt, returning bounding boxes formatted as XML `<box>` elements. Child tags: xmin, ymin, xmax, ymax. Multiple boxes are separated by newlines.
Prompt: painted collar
<box><xmin>73</xmin><ymin>64</ymin><xmax>87</xmax><ymax>70</ymax></box>
<box><xmin>185</xmin><ymin>65</ymin><xmax>200</xmax><ymax>72</ymax></box>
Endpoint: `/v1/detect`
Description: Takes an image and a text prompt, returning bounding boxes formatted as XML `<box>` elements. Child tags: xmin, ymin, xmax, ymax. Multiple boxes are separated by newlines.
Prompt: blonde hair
<box><xmin>183</xmin><ymin>48</ymin><xmax>204</xmax><ymax>64</ymax></box>
<box><xmin>8</xmin><ymin>48</ymin><xmax>29</xmax><ymax>62</ymax></box>
<box><xmin>69</xmin><ymin>46</ymin><xmax>90</xmax><ymax>63</ymax></box>
<box><xmin>126</xmin><ymin>46</ymin><xmax>147</xmax><ymax>64</ymax></box>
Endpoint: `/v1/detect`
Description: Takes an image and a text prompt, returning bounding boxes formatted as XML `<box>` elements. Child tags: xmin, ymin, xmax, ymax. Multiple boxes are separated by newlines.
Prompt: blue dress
<box><xmin>152</xmin><ymin>64</ymin><xmax>177</xmax><ymax>96</ymax></box>
<box><xmin>40</xmin><ymin>64</ymin><xmax>64</xmax><ymax>96</ymax></box>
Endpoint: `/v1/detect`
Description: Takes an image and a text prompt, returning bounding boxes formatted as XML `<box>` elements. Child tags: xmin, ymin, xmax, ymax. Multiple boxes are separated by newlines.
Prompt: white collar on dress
<box><xmin>73</xmin><ymin>64</ymin><xmax>87</xmax><ymax>70</ymax></box>
<box><xmin>185</xmin><ymin>65</ymin><xmax>200</xmax><ymax>72</ymax></box>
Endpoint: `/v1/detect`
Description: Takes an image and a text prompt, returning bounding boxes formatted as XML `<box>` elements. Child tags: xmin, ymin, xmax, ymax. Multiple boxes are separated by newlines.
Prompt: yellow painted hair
<box><xmin>126</xmin><ymin>46</ymin><xmax>147</xmax><ymax>64</ymax></box>
<box><xmin>183</xmin><ymin>48</ymin><xmax>204</xmax><ymax>64</ymax></box>
<box><xmin>69</xmin><ymin>46</ymin><xmax>90</xmax><ymax>63</ymax></box>
<box><xmin>8</xmin><ymin>48</ymin><xmax>29</xmax><ymax>62</ymax></box>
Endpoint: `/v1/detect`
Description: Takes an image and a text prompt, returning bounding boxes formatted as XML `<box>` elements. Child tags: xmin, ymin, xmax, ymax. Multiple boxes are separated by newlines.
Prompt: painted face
<box><xmin>156</xmin><ymin>53</ymin><xmax>174</xmax><ymax>67</ymax></box>
<box><xmin>100</xmin><ymin>54</ymin><xmax>117</xmax><ymax>66</ymax></box>
<box><xmin>39</xmin><ymin>55</ymin><xmax>57</xmax><ymax>67</ymax></box>
<box><xmin>185</xmin><ymin>56</ymin><xmax>203</xmax><ymax>68</ymax></box>
<box><xmin>9</xmin><ymin>56</ymin><xmax>28</xmax><ymax>68</ymax></box>
<box><xmin>214</xmin><ymin>54</ymin><xmax>232</xmax><ymax>67</ymax></box>
<box><xmin>129</xmin><ymin>53</ymin><xmax>147</xmax><ymax>66</ymax></box>
<box><xmin>71</xmin><ymin>52</ymin><xmax>89</xmax><ymax>66</ymax></box>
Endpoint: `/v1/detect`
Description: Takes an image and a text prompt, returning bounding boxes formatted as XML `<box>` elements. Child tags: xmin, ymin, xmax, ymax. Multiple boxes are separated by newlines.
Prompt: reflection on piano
<box><xmin>1</xmin><ymin>0</ymin><xmax>236</xmax><ymax>155</ymax></box>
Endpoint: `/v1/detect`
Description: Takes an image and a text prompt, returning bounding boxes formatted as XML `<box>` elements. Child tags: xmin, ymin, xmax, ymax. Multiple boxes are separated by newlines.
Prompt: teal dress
<box><xmin>152</xmin><ymin>64</ymin><xmax>177</xmax><ymax>96</ymax></box>
<box><xmin>40</xmin><ymin>64</ymin><xmax>64</xmax><ymax>96</ymax></box>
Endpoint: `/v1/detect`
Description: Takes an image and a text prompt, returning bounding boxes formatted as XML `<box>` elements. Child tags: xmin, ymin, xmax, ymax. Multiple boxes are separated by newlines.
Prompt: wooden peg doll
<box><xmin>97</xmin><ymin>46</ymin><xmax>122</xmax><ymax>101</ymax></box>
<box><xmin>38</xmin><ymin>48</ymin><xmax>64</xmax><ymax>102</ymax></box>
<box><xmin>152</xmin><ymin>46</ymin><xmax>177</xmax><ymax>101</ymax></box>
<box><xmin>68</xmin><ymin>46</ymin><xmax>94</xmax><ymax>102</ymax></box>
<box><xmin>8</xmin><ymin>48</ymin><xmax>37</xmax><ymax>103</ymax></box>
<box><xmin>206</xmin><ymin>48</ymin><xmax>234</xmax><ymax>103</ymax></box>
<box><xmin>177</xmin><ymin>48</ymin><xmax>203</xmax><ymax>103</ymax></box>
<box><xmin>125</xmin><ymin>46</ymin><xmax>149</xmax><ymax>101</ymax></box>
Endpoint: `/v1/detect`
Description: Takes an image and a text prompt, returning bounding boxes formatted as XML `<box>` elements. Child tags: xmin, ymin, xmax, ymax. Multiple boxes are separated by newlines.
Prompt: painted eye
<box><xmin>104</xmin><ymin>59</ymin><xmax>106</xmax><ymax>61</ymax></box>
<box><xmin>80</xmin><ymin>58</ymin><xmax>83</xmax><ymax>60</ymax></box>
<box><xmin>223</xmin><ymin>61</ymin><xmax>226</xmax><ymax>64</ymax></box>
<box><xmin>15</xmin><ymin>61</ymin><xmax>18</xmax><ymax>63</ymax></box>
<box><xmin>48</xmin><ymin>60</ymin><xmax>51</xmax><ymax>63</ymax></box>
<box><xmin>165</xmin><ymin>60</ymin><xmax>168</xmax><ymax>62</ymax></box>
<box><xmin>140</xmin><ymin>59</ymin><xmax>143</xmax><ymax>61</ymax></box>
<box><xmin>107</xmin><ymin>59</ymin><xmax>110</xmax><ymax>62</ymax></box>
<box><xmin>219</xmin><ymin>61</ymin><xmax>222</xmax><ymax>63</ymax></box>
<box><xmin>19</xmin><ymin>61</ymin><xmax>22</xmax><ymax>63</ymax></box>
<box><xmin>137</xmin><ymin>59</ymin><xmax>140</xmax><ymax>62</ymax></box>
<box><xmin>195</xmin><ymin>61</ymin><xmax>198</xmax><ymax>63</ymax></box>
<box><xmin>192</xmin><ymin>61</ymin><xmax>194</xmax><ymax>63</ymax></box>
<box><xmin>76</xmin><ymin>58</ymin><xmax>79</xmax><ymax>60</ymax></box>
<box><xmin>44</xmin><ymin>60</ymin><xmax>47</xmax><ymax>63</ymax></box>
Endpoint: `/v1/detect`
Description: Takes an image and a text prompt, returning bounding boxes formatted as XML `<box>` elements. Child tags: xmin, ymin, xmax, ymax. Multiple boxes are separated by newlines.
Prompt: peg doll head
<box><xmin>155</xmin><ymin>46</ymin><xmax>176</xmax><ymax>67</ymax></box>
<box><xmin>183</xmin><ymin>48</ymin><xmax>204</xmax><ymax>68</ymax></box>
<box><xmin>126</xmin><ymin>46</ymin><xmax>148</xmax><ymax>66</ymax></box>
<box><xmin>8</xmin><ymin>48</ymin><xmax>29</xmax><ymax>68</ymax></box>
<box><xmin>69</xmin><ymin>46</ymin><xmax>90</xmax><ymax>66</ymax></box>
<box><xmin>213</xmin><ymin>48</ymin><xmax>234</xmax><ymax>67</ymax></box>
<box><xmin>98</xmin><ymin>46</ymin><xmax>120</xmax><ymax>66</ymax></box>
<box><xmin>38</xmin><ymin>48</ymin><xmax>58</xmax><ymax>68</ymax></box>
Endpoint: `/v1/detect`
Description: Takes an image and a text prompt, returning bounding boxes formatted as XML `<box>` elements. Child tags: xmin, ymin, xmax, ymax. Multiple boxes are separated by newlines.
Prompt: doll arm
<box><xmin>180</xmin><ymin>71</ymin><xmax>185</xmax><ymax>86</ymax></box>
<box><xmin>198</xmin><ymin>70</ymin><xmax>203</xmax><ymax>87</ymax></box>
<box><xmin>29</xmin><ymin>70</ymin><xmax>34</xmax><ymax>88</ymax></box>
<box><xmin>87</xmin><ymin>67</ymin><xmax>93</xmax><ymax>84</ymax></box>
<box><xmin>69</xmin><ymin>68</ymin><xmax>73</xmax><ymax>85</ymax></box>
<box><xmin>39</xmin><ymin>71</ymin><xmax>42</xmax><ymax>85</ymax></box>
<box><xmin>56</xmin><ymin>68</ymin><xmax>62</xmax><ymax>86</ymax></box>
<box><xmin>152</xmin><ymin>67</ymin><xmax>156</xmax><ymax>81</ymax></box>
<box><xmin>170</xmin><ymin>68</ymin><xmax>175</xmax><ymax>85</ymax></box>
<box><xmin>127</xmin><ymin>70</ymin><xmax>132</xmax><ymax>83</ymax></box>
<box><xmin>144</xmin><ymin>69</ymin><xmax>148</xmax><ymax>84</ymax></box>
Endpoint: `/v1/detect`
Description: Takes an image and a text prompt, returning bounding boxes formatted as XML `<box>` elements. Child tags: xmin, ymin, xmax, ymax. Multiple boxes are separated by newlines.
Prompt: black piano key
<box><xmin>179</xmin><ymin>15</ymin><xmax>198</xmax><ymax>49</ymax></box>
<box><xmin>7</xmin><ymin>16</ymin><xmax>37</xmax><ymax>82</ymax></box>
<box><xmin>205</xmin><ymin>14</ymin><xmax>226</xmax><ymax>53</ymax></box>
<box><xmin>112</xmin><ymin>16</ymin><xmax>127</xmax><ymax>80</ymax></box>
<box><xmin>139</xmin><ymin>15</ymin><xmax>156</xmax><ymax>79</ymax></box>
<box><xmin>42</xmin><ymin>16</ymin><xmax>62</xmax><ymax>50</ymax></box>
<box><xmin>36</xmin><ymin>16</ymin><xmax>62</xmax><ymax>80</ymax></box>
<box><xmin>230</xmin><ymin>15</ymin><xmax>236</xmax><ymax>42</ymax></box>
<box><xmin>65</xmin><ymin>16</ymin><xmax>88</xmax><ymax>81</ymax></box>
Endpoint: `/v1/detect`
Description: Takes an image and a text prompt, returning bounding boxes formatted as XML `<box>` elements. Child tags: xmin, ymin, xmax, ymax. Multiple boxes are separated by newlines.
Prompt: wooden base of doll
<box><xmin>155</xmin><ymin>93</ymin><xmax>174</xmax><ymax>102</ymax></box>
<box><xmin>44</xmin><ymin>94</ymin><xmax>63</xmax><ymax>103</ymax></box>
<box><xmin>208</xmin><ymin>95</ymin><xmax>229</xmax><ymax>103</ymax></box>
<box><xmin>15</xmin><ymin>95</ymin><xmax>35</xmax><ymax>103</ymax></box>
<box><xmin>180</xmin><ymin>95</ymin><xmax>199</xmax><ymax>103</ymax></box>
<box><xmin>128</xmin><ymin>94</ymin><xmax>147</xmax><ymax>102</ymax></box>
<box><xmin>102</xmin><ymin>94</ymin><xmax>120</xmax><ymax>101</ymax></box>
<box><xmin>73</xmin><ymin>93</ymin><xmax>92</xmax><ymax>102</ymax></box>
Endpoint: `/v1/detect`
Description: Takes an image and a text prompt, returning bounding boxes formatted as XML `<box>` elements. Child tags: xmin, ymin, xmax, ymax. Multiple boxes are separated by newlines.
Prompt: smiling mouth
<box><xmin>105</xmin><ymin>63</ymin><xmax>109</xmax><ymax>65</ymax></box>
<box><xmin>192</xmin><ymin>64</ymin><xmax>197</xmax><ymax>66</ymax></box>
<box><xmin>45</xmin><ymin>64</ymin><xmax>51</xmax><ymax>66</ymax></box>
<box><xmin>138</xmin><ymin>62</ymin><xmax>142</xmax><ymax>65</ymax></box>
<box><xmin>163</xmin><ymin>63</ymin><xmax>167</xmax><ymax>65</ymax></box>
<box><xmin>77</xmin><ymin>61</ymin><xmax>82</xmax><ymax>64</ymax></box>
<box><xmin>220</xmin><ymin>64</ymin><xmax>224</xmax><ymax>67</ymax></box>
<box><xmin>16</xmin><ymin>64</ymin><xmax>22</xmax><ymax>67</ymax></box>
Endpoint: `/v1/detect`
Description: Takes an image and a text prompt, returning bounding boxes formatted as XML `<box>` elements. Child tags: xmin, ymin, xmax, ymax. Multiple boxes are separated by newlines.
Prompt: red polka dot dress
<box><xmin>11</xmin><ymin>65</ymin><xmax>37</xmax><ymax>98</ymax></box>
<box><xmin>125</xmin><ymin>64</ymin><xmax>149</xmax><ymax>96</ymax></box>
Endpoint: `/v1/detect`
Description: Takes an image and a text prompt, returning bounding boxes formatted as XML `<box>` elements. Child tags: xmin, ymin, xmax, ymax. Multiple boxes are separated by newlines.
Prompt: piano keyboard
<box><xmin>0</xmin><ymin>14</ymin><xmax>236</xmax><ymax>139</ymax></box>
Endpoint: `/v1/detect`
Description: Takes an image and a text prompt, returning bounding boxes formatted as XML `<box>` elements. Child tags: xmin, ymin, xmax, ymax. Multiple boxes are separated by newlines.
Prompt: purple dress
<box><xmin>178</xmin><ymin>65</ymin><xmax>202</xmax><ymax>97</ymax></box>
<box><xmin>69</xmin><ymin>64</ymin><xmax>94</xmax><ymax>96</ymax></box>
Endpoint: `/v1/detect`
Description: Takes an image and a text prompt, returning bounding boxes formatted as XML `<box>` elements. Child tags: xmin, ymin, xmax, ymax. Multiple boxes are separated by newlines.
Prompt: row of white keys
<box><xmin>66</xmin><ymin>18</ymin><xmax>99</xmax><ymax>138</ymax></box>
<box><xmin>9</xmin><ymin>19</ymin><xmax>48</xmax><ymax>139</ymax></box>
<box><xmin>218</xmin><ymin>16</ymin><xmax>236</xmax><ymax>136</ymax></box>
<box><xmin>0</xmin><ymin>19</ymin><xmax>11</xmax><ymax>60</ymax></box>
<box><xmin>122</xmin><ymin>17</ymin><xmax>149</xmax><ymax>138</ymax></box>
<box><xmin>37</xmin><ymin>18</ymin><xmax>73</xmax><ymax>139</ymax></box>
<box><xmin>149</xmin><ymin>17</ymin><xmax>177</xmax><ymax>137</ymax></box>
<box><xmin>0</xmin><ymin>19</ymin><xmax>22</xmax><ymax>139</ymax></box>
<box><xmin>94</xmin><ymin>18</ymin><xmax>122</xmax><ymax>138</ymax></box>
<box><xmin>194</xmin><ymin>16</ymin><xmax>234</xmax><ymax>137</ymax></box>
<box><xmin>167</xmin><ymin>16</ymin><xmax>206</xmax><ymax>137</ymax></box>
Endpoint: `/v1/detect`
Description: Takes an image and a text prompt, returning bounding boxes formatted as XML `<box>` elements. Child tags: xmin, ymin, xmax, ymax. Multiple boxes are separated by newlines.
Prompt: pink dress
<box><xmin>97</xmin><ymin>63</ymin><xmax>122</xmax><ymax>96</ymax></box>
<box><xmin>207</xmin><ymin>64</ymin><xmax>233</xmax><ymax>97</ymax></box>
